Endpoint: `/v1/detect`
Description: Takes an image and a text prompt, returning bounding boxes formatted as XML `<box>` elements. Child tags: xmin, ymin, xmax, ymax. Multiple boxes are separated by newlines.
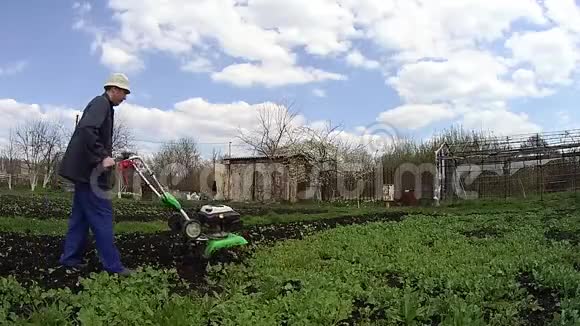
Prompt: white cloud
<box><xmin>99</xmin><ymin>41</ymin><xmax>144</xmax><ymax>72</ymax></box>
<box><xmin>111</xmin><ymin>98</ymin><xmax>313</xmax><ymax>157</ymax></box>
<box><xmin>0</xmin><ymin>99</ymin><xmax>80</xmax><ymax>150</ymax></box>
<box><xmin>462</xmin><ymin>109</ymin><xmax>542</xmax><ymax>136</ymax></box>
<box><xmin>511</xmin><ymin>69</ymin><xmax>555</xmax><ymax>97</ymax></box>
<box><xmin>72</xmin><ymin>2</ymin><xmax>91</xmax><ymax>14</ymax></box>
<box><xmin>505</xmin><ymin>27</ymin><xmax>580</xmax><ymax>85</ymax></box>
<box><xmin>73</xmin><ymin>0</ymin><xmax>356</xmax><ymax>86</ymax></box>
<box><xmin>345</xmin><ymin>50</ymin><xmax>380</xmax><ymax>69</ymax></box>
<box><xmin>312</xmin><ymin>89</ymin><xmax>326</xmax><ymax>98</ymax></box>
<box><xmin>388</xmin><ymin>50</ymin><xmax>524</xmax><ymax>104</ymax></box>
<box><xmin>0</xmin><ymin>61</ymin><xmax>28</xmax><ymax>76</ymax></box>
<box><xmin>0</xmin><ymin>97</ymin><xmax>279</xmax><ymax>157</ymax></box>
<box><xmin>211</xmin><ymin>62</ymin><xmax>346</xmax><ymax>88</ymax></box>
<box><xmin>73</xmin><ymin>1</ymin><xmax>572</xmax><ymax>88</ymax></box>
<box><xmin>72</xmin><ymin>2</ymin><xmax>92</xmax><ymax>30</ymax></box>
<box><xmin>354</xmin><ymin>0</ymin><xmax>546</xmax><ymax>63</ymax></box>
<box><xmin>241</xmin><ymin>0</ymin><xmax>358</xmax><ymax>56</ymax></box>
<box><xmin>543</xmin><ymin>0</ymin><xmax>580</xmax><ymax>34</ymax></box>
<box><xmin>118</xmin><ymin>101</ymin><xmax>241</xmax><ymax>148</ymax></box>
<box><xmin>0</xmin><ymin>99</ymin><xmax>79</xmax><ymax>131</ymax></box>
<box><xmin>378</xmin><ymin>104</ymin><xmax>457</xmax><ymax>130</ymax></box>
<box><xmin>181</xmin><ymin>57</ymin><xmax>213</xmax><ymax>73</ymax></box>
<box><xmin>0</xmin><ymin>99</ymin><xmax>42</xmax><ymax>127</ymax></box>
<box><xmin>0</xmin><ymin>97</ymin><xmax>319</xmax><ymax>157</ymax></box>
<box><xmin>64</xmin><ymin>0</ymin><xmax>580</xmax><ymax>138</ymax></box>
<box><xmin>0</xmin><ymin>97</ymin><xmax>401</xmax><ymax>159</ymax></box>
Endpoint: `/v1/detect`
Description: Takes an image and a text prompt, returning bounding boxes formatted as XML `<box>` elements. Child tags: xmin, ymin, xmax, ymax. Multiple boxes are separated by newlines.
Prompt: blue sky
<box><xmin>1</xmin><ymin>0</ymin><xmax>579</xmax><ymax>157</ymax></box>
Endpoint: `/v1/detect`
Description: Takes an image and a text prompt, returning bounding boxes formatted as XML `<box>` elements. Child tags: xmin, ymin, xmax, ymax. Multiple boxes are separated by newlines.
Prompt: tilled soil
<box><xmin>545</xmin><ymin>228</ymin><xmax>580</xmax><ymax>246</ymax></box>
<box><xmin>0</xmin><ymin>212</ymin><xmax>407</xmax><ymax>292</ymax></box>
<box><xmin>517</xmin><ymin>271</ymin><xmax>561</xmax><ymax>326</ymax></box>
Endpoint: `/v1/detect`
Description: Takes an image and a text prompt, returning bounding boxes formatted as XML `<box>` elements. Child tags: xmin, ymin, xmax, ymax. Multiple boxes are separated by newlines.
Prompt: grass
<box><xmin>439</xmin><ymin>191</ymin><xmax>580</xmax><ymax>211</ymax></box>
<box><xmin>0</xmin><ymin>217</ymin><xmax>169</xmax><ymax>236</ymax></box>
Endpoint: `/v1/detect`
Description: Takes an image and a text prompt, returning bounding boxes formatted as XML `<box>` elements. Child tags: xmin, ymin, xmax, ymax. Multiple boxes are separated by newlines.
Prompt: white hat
<box><xmin>104</xmin><ymin>73</ymin><xmax>131</xmax><ymax>94</ymax></box>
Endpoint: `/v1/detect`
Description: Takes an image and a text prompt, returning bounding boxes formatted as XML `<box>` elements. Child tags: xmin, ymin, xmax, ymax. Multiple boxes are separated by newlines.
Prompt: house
<box><xmin>213</xmin><ymin>154</ymin><xmax>394</xmax><ymax>203</ymax></box>
<box><xmin>0</xmin><ymin>158</ymin><xmax>32</xmax><ymax>187</ymax></box>
<box><xmin>0</xmin><ymin>158</ymin><xmax>30</xmax><ymax>176</ymax></box>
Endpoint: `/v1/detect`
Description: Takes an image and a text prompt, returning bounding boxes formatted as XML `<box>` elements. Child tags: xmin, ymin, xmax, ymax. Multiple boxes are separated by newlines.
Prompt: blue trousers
<box><xmin>60</xmin><ymin>182</ymin><xmax>125</xmax><ymax>273</ymax></box>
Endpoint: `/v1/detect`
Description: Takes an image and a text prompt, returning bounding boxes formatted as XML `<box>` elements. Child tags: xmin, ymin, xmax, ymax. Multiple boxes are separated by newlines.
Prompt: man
<box><xmin>58</xmin><ymin>73</ymin><xmax>133</xmax><ymax>276</ymax></box>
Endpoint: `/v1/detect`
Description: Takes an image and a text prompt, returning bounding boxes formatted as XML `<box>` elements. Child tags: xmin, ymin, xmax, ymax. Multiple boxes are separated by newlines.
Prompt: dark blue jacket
<box><xmin>59</xmin><ymin>93</ymin><xmax>115</xmax><ymax>190</ymax></box>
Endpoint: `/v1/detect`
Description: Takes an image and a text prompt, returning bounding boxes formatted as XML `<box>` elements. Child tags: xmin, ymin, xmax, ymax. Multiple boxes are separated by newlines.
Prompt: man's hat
<box><xmin>104</xmin><ymin>73</ymin><xmax>131</xmax><ymax>94</ymax></box>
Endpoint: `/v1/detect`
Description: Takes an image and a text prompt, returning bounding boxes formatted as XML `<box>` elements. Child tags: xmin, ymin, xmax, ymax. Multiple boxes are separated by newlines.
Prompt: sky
<box><xmin>1</xmin><ymin>0</ymin><xmax>579</xmax><ymax>158</ymax></box>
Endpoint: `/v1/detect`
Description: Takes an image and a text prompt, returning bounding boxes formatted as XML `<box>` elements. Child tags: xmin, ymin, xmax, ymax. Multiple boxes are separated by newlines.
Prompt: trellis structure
<box><xmin>435</xmin><ymin>128</ymin><xmax>580</xmax><ymax>203</ymax></box>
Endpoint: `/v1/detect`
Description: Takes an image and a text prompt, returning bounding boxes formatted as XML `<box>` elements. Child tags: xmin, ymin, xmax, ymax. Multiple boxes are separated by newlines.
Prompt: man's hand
<box><xmin>102</xmin><ymin>157</ymin><xmax>116</xmax><ymax>169</ymax></box>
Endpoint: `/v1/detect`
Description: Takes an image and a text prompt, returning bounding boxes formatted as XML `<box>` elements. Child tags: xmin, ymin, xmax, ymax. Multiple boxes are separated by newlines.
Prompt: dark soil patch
<box><xmin>423</xmin><ymin>239</ymin><xmax>435</xmax><ymax>247</ymax></box>
<box><xmin>0</xmin><ymin>212</ymin><xmax>407</xmax><ymax>292</ymax></box>
<box><xmin>279</xmin><ymin>279</ymin><xmax>302</xmax><ymax>296</ymax></box>
<box><xmin>386</xmin><ymin>272</ymin><xmax>404</xmax><ymax>288</ymax></box>
<box><xmin>544</xmin><ymin>229</ymin><xmax>580</xmax><ymax>246</ymax></box>
<box><xmin>374</xmin><ymin>270</ymin><xmax>404</xmax><ymax>289</ymax></box>
<box><xmin>337</xmin><ymin>297</ymin><xmax>387</xmax><ymax>325</ymax></box>
<box><xmin>0</xmin><ymin>193</ymin><xmax>329</xmax><ymax>221</ymax></box>
<box><xmin>0</xmin><ymin>231</ymin><xmax>224</xmax><ymax>293</ymax></box>
<box><xmin>517</xmin><ymin>271</ymin><xmax>560</xmax><ymax>326</ymax></box>
<box><xmin>270</xmin><ymin>207</ymin><xmax>329</xmax><ymax>215</ymax></box>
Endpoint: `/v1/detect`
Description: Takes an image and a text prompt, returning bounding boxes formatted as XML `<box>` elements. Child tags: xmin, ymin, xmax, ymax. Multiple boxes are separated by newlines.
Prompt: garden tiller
<box><xmin>118</xmin><ymin>154</ymin><xmax>248</xmax><ymax>258</ymax></box>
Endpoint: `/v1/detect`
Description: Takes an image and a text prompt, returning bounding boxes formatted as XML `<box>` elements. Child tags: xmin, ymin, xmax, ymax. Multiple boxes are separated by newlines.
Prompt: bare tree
<box><xmin>0</xmin><ymin>129</ymin><xmax>18</xmax><ymax>189</ymax></box>
<box><xmin>14</xmin><ymin>120</ymin><xmax>44</xmax><ymax>191</ymax></box>
<box><xmin>211</xmin><ymin>148</ymin><xmax>223</xmax><ymax>162</ymax></box>
<box><xmin>112</xmin><ymin>115</ymin><xmax>135</xmax><ymax>156</ymax></box>
<box><xmin>237</xmin><ymin>101</ymin><xmax>301</xmax><ymax>158</ymax></box>
<box><xmin>151</xmin><ymin>137</ymin><xmax>202</xmax><ymax>189</ymax></box>
<box><xmin>13</xmin><ymin>118</ymin><xmax>65</xmax><ymax>191</ymax></box>
<box><xmin>41</xmin><ymin>127</ymin><xmax>66</xmax><ymax>188</ymax></box>
<box><xmin>289</xmin><ymin>120</ymin><xmax>357</xmax><ymax>200</ymax></box>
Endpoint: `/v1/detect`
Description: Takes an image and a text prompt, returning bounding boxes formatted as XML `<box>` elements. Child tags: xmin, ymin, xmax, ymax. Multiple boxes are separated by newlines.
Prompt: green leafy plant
<box><xmin>2</xmin><ymin>203</ymin><xmax>580</xmax><ymax>325</ymax></box>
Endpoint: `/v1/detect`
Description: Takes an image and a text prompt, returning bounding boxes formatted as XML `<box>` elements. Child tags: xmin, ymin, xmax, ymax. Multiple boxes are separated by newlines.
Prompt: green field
<box><xmin>1</xmin><ymin>192</ymin><xmax>579</xmax><ymax>325</ymax></box>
